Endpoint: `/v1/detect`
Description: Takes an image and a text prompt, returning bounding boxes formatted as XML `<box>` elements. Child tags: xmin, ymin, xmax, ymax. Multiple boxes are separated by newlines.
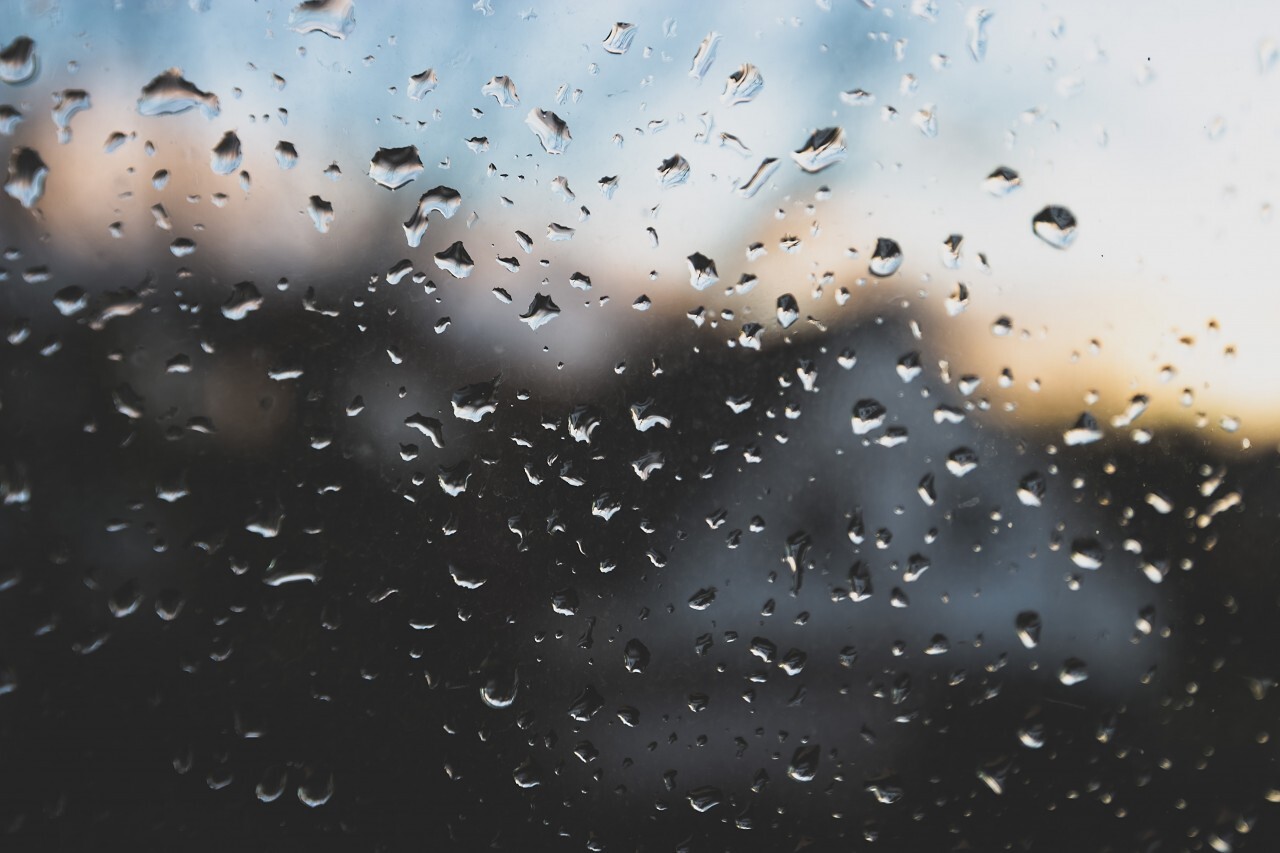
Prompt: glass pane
<box><xmin>1</xmin><ymin>1</ymin><xmax>1276</xmax><ymax>848</ymax></box>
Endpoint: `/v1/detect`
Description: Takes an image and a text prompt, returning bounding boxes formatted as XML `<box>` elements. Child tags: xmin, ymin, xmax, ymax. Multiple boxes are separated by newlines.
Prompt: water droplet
<box><xmin>405</xmin><ymin>414</ymin><xmax>445</xmax><ymax>448</ymax></box>
<box><xmin>849</xmin><ymin>400</ymin><xmax>892</xmax><ymax>440</ymax></box>
<box><xmin>687</xmin><ymin>252</ymin><xmax>719</xmax><ymax>290</ymax></box>
<box><xmin>869</xmin><ymin>238</ymin><xmax>903</xmax><ymax>276</ymax></box>
<box><xmin>451</xmin><ymin>376</ymin><xmax>499</xmax><ymax>422</ymax></box>
<box><xmin>211</xmin><ymin>130</ymin><xmax>242</xmax><ymax>175</ymax></box>
<box><xmin>407</xmin><ymin>68</ymin><xmax>437</xmax><ymax>101</ymax></box>
<box><xmin>526</xmin><ymin>108</ymin><xmax>571</xmax><ymax>154</ymax></box>
<box><xmin>480</xmin><ymin>659</ymin><xmax>518</xmax><ymax>708</ymax></box>
<box><xmin>51</xmin><ymin>89</ymin><xmax>90</xmax><ymax>144</ymax></box>
<box><xmin>289</xmin><ymin>0</ymin><xmax>356</xmax><ymax>39</ymax></box>
<box><xmin>369</xmin><ymin>145</ymin><xmax>423</xmax><ymax>190</ymax></box>
<box><xmin>402</xmin><ymin>185</ymin><xmax>461</xmax><ymax>248</ymax></box>
<box><xmin>0</xmin><ymin>105</ymin><xmax>22</xmax><ymax>136</ymax></box>
<box><xmin>3</xmin><ymin>147</ymin><xmax>48</xmax><ymax>209</ymax></box>
<box><xmin>623</xmin><ymin>639</ymin><xmax>650</xmax><ymax>673</ymax></box>
<box><xmin>482</xmin><ymin>75</ymin><xmax>519</xmax><ymax>107</ymax></box>
<box><xmin>791</xmin><ymin>127</ymin><xmax>847</xmax><ymax>172</ymax></box>
<box><xmin>722</xmin><ymin>63</ymin><xmax>764</xmax><ymax>105</ymax></box>
<box><xmin>737</xmin><ymin>157</ymin><xmax>779</xmax><ymax>198</ymax></box>
<box><xmin>434</xmin><ymin>241</ymin><xmax>474</xmax><ymax>278</ymax></box>
<box><xmin>784</xmin><ymin>744</ymin><xmax>819</xmax><ymax>782</ymax></box>
<box><xmin>601</xmin><ymin>22</ymin><xmax>637</xmax><ymax>55</ymax></box>
<box><xmin>217</xmin><ymin>282</ymin><xmax>262</xmax><ymax>321</ymax></box>
<box><xmin>1015</xmin><ymin>611</ymin><xmax>1041</xmax><ymax>648</ymax></box>
<box><xmin>137</xmin><ymin>68</ymin><xmax>220</xmax><ymax>118</ymax></box>
<box><xmin>307</xmin><ymin>195</ymin><xmax>334</xmax><ymax>233</ymax></box>
<box><xmin>776</xmin><ymin>294</ymin><xmax>799</xmax><ymax>328</ymax></box>
<box><xmin>689</xmin><ymin>31</ymin><xmax>722</xmax><ymax>80</ymax></box>
<box><xmin>1058</xmin><ymin>658</ymin><xmax>1089</xmax><ymax>686</ymax></box>
<box><xmin>0</xmin><ymin>36</ymin><xmax>37</xmax><ymax>85</ymax></box>
<box><xmin>688</xmin><ymin>786</ymin><xmax>722</xmax><ymax>812</ymax></box>
<box><xmin>656</xmin><ymin>154</ymin><xmax>691</xmax><ymax>188</ymax></box>
<box><xmin>1063</xmin><ymin>411</ymin><xmax>1102</xmax><ymax>446</ymax></box>
<box><xmin>967</xmin><ymin>7</ymin><xmax>994</xmax><ymax>62</ymax></box>
<box><xmin>1070</xmin><ymin>538</ymin><xmax>1104</xmax><ymax>570</ymax></box>
<box><xmin>1032</xmin><ymin>205</ymin><xmax>1077</xmax><ymax>249</ymax></box>
<box><xmin>568</xmin><ymin>685</ymin><xmax>604</xmax><ymax>721</ymax></box>
<box><xmin>519</xmin><ymin>293</ymin><xmax>561</xmax><ymax>330</ymax></box>
<box><xmin>1016</xmin><ymin>471</ymin><xmax>1045</xmax><ymax>506</ymax></box>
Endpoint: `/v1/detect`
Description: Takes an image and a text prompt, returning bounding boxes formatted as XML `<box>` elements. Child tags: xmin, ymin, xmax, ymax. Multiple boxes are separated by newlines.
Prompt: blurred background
<box><xmin>0</xmin><ymin>0</ymin><xmax>1277</xmax><ymax>850</ymax></box>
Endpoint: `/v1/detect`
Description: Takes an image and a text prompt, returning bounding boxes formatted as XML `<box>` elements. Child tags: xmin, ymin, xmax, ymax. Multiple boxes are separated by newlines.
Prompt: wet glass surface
<box><xmin>1</xmin><ymin>1</ymin><xmax>1278</xmax><ymax>849</ymax></box>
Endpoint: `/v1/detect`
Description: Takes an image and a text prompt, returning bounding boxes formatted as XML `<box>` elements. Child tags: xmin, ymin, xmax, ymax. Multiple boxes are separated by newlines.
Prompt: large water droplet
<box><xmin>482</xmin><ymin>75</ymin><xmax>519</xmax><ymax>108</ymax></box>
<box><xmin>601</xmin><ymin>22</ymin><xmax>637</xmax><ymax>55</ymax></box>
<box><xmin>3</xmin><ymin>147</ymin><xmax>48</xmax><ymax>209</ymax></box>
<box><xmin>526</xmin><ymin>108</ymin><xmax>571</xmax><ymax>154</ymax></box>
<box><xmin>869</xmin><ymin>237</ymin><xmax>903</xmax><ymax>276</ymax></box>
<box><xmin>368</xmin><ymin>145</ymin><xmax>423</xmax><ymax>190</ymax></box>
<box><xmin>0</xmin><ymin>36</ymin><xmax>37</xmax><ymax>85</ymax></box>
<box><xmin>137</xmin><ymin>68</ymin><xmax>220</xmax><ymax>118</ymax></box>
<box><xmin>211</xmin><ymin>130</ymin><xmax>242</xmax><ymax>175</ymax></box>
<box><xmin>289</xmin><ymin>0</ymin><xmax>356</xmax><ymax>39</ymax></box>
<box><xmin>791</xmin><ymin>127</ymin><xmax>847</xmax><ymax>172</ymax></box>
<box><xmin>434</xmin><ymin>241</ymin><xmax>474</xmax><ymax>278</ymax></box>
<box><xmin>1032</xmin><ymin>205</ymin><xmax>1077</xmax><ymax>249</ymax></box>
<box><xmin>722</xmin><ymin>63</ymin><xmax>765</xmax><ymax>105</ymax></box>
<box><xmin>407</xmin><ymin>68</ymin><xmax>437</xmax><ymax>101</ymax></box>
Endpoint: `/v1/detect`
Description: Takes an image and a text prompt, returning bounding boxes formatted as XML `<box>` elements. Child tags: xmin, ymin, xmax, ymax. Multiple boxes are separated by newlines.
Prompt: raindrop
<box><xmin>526</xmin><ymin>108</ymin><xmax>571</xmax><ymax>154</ymax></box>
<box><xmin>601</xmin><ymin>22</ymin><xmax>637</xmax><ymax>55</ymax></box>
<box><xmin>307</xmin><ymin>195</ymin><xmax>334</xmax><ymax>233</ymax></box>
<box><xmin>689</xmin><ymin>32</ymin><xmax>722</xmax><ymax>80</ymax></box>
<box><xmin>137</xmin><ymin>68</ymin><xmax>220</xmax><ymax>118</ymax></box>
<box><xmin>0</xmin><ymin>36</ymin><xmax>37</xmax><ymax>85</ymax></box>
<box><xmin>434</xmin><ymin>241</ymin><xmax>474</xmax><ymax>278</ymax></box>
<box><xmin>519</xmin><ymin>293</ymin><xmax>561</xmax><ymax>330</ymax></box>
<box><xmin>407</xmin><ymin>68</ymin><xmax>438</xmax><ymax>100</ymax></box>
<box><xmin>1032</xmin><ymin>205</ymin><xmax>1077</xmax><ymax>249</ymax></box>
<box><xmin>623</xmin><ymin>639</ymin><xmax>650</xmax><ymax>673</ymax></box>
<box><xmin>3</xmin><ymin>147</ymin><xmax>48</xmax><ymax>209</ymax></box>
<box><xmin>289</xmin><ymin>0</ymin><xmax>356</xmax><ymax>39</ymax></box>
<box><xmin>210</xmin><ymin>130</ymin><xmax>242</xmax><ymax>175</ymax></box>
<box><xmin>791</xmin><ymin>127</ymin><xmax>847</xmax><ymax>172</ymax></box>
<box><xmin>368</xmin><ymin>145</ymin><xmax>424</xmax><ymax>190</ymax></box>
<box><xmin>869</xmin><ymin>238</ymin><xmax>903</xmax><ymax>276</ymax></box>
<box><xmin>722</xmin><ymin>63</ymin><xmax>765</xmax><ymax>105</ymax></box>
<box><xmin>482</xmin><ymin>75</ymin><xmax>519</xmax><ymax>107</ymax></box>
